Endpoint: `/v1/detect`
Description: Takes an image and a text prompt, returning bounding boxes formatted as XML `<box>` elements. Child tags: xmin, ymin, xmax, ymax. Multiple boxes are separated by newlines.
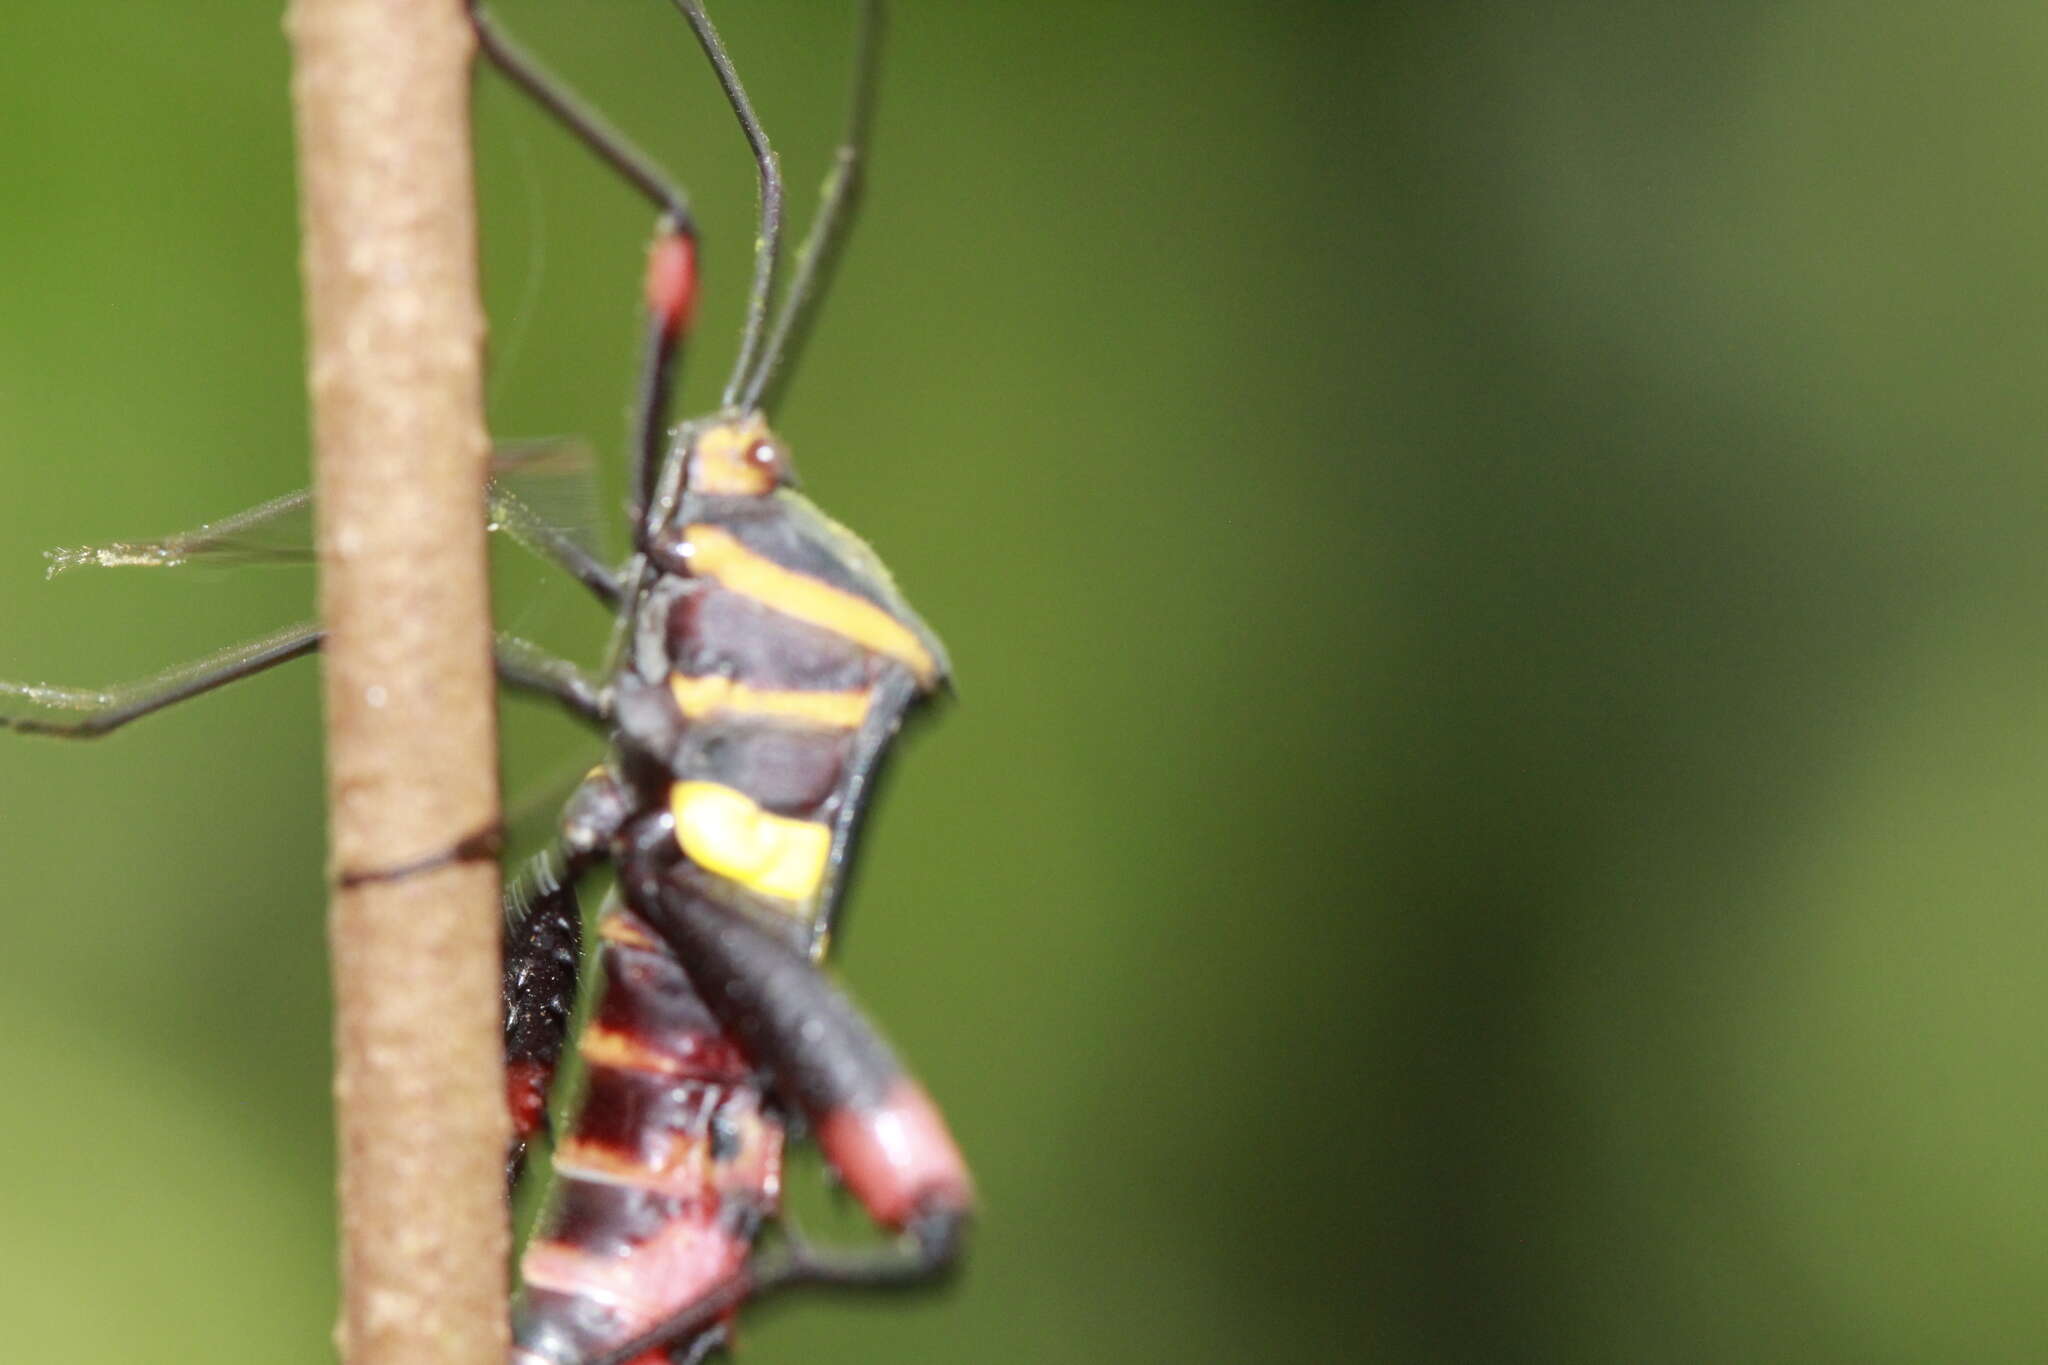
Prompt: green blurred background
<box><xmin>2</xmin><ymin>1</ymin><xmax>2046</xmax><ymax>1360</ymax></box>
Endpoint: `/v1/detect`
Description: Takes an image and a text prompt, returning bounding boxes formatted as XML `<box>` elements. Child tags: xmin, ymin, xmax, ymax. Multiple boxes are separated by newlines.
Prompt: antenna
<box><xmin>670</xmin><ymin>0</ymin><xmax>785</xmax><ymax>410</ymax></box>
<box><xmin>743</xmin><ymin>0</ymin><xmax>885</xmax><ymax>414</ymax></box>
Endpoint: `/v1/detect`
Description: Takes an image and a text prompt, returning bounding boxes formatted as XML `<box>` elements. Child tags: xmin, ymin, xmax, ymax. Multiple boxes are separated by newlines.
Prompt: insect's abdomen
<box><xmin>511</xmin><ymin>908</ymin><xmax>783</xmax><ymax>1365</ymax></box>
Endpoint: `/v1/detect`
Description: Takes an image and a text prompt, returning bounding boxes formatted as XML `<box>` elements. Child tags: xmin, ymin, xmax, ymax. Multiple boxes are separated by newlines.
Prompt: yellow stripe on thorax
<box><xmin>669</xmin><ymin>672</ymin><xmax>872</xmax><ymax>728</ymax></box>
<box><xmin>669</xmin><ymin>780</ymin><xmax>831</xmax><ymax>903</ymax></box>
<box><xmin>683</xmin><ymin>525</ymin><xmax>938</xmax><ymax>686</ymax></box>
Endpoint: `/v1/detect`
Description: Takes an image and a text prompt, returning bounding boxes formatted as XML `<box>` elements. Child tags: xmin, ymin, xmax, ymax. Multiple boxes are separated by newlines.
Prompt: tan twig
<box><xmin>286</xmin><ymin>1</ymin><xmax>509</xmax><ymax>1361</ymax></box>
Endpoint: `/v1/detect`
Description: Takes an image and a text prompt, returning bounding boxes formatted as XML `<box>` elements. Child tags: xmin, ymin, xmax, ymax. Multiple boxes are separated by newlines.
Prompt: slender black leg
<box><xmin>467</xmin><ymin>0</ymin><xmax>694</xmax><ymax>227</ymax></box>
<box><xmin>493</xmin><ymin>634</ymin><xmax>610</xmax><ymax>728</ymax></box>
<box><xmin>487</xmin><ymin>479</ymin><xmax>623</xmax><ymax>607</ymax></box>
<box><xmin>584</xmin><ymin>1279</ymin><xmax>754</xmax><ymax>1365</ymax></box>
<box><xmin>463</xmin><ymin>2</ymin><xmax>699</xmax><ymax>527</ymax></box>
<box><xmin>0</xmin><ymin>622</ymin><xmax>322</xmax><ymax>738</ymax></box>
<box><xmin>0</xmin><ymin>625</ymin><xmax>605</xmax><ymax>740</ymax></box>
<box><xmin>336</xmin><ymin>824</ymin><xmax>507</xmax><ymax>890</ymax></box>
<box><xmin>756</xmin><ymin>1201</ymin><xmax>967</xmax><ymax>1294</ymax></box>
<box><xmin>813</xmin><ymin>666</ymin><xmax>918</xmax><ymax>955</ymax></box>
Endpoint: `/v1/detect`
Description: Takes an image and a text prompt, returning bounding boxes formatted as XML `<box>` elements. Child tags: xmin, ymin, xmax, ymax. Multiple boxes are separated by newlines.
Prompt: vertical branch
<box><xmin>287</xmin><ymin>2</ymin><xmax>509</xmax><ymax>1363</ymax></box>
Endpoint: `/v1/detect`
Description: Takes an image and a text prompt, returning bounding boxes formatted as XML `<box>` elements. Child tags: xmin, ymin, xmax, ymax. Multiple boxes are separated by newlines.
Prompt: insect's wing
<box><xmin>42</xmin><ymin>437</ymin><xmax>607</xmax><ymax>578</ymax></box>
<box><xmin>488</xmin><ymin>436</ymin><xmax>609</xmax><ymax>562</ymax></box>
<box><xmin>486</xmin><ymin>438</ymin><xmax>616</xmax><ymax>587</ymax></box>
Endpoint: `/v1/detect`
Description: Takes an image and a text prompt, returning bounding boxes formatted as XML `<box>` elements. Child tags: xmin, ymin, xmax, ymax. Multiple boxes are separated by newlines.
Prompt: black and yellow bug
<box><xmin>0</xmin><ymin>4</ymin><xmax>972</xmax><ymax>1362</ymax></box>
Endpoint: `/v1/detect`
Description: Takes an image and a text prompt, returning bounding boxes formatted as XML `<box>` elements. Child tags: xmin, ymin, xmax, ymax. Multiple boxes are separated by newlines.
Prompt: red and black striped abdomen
<box><xmin>511</xmin><ymin>908</ymin><xmax>784</xmax><ymax>1365</ymax></box>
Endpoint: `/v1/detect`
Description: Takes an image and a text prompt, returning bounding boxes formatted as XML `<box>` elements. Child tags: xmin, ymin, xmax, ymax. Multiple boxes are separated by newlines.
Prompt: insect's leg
<box><xmin>493</xmin><ymin>634</ymin><xmax>609</xmax><ymax>729</ymax></box>
<box><xmin>631</xmin><ymin>229</ymin><xmax>696</xmax><ymax>523</ymax></box>
<box><xmin>0</xmin><ymin>619</ymin><xmax>604</xmax><ymax>742</ymax></box>
<box><xmin>467</xmin><ymin>1</ymin><xmax>690</xmax><ymax>225</ymax></box>
<box><xmin>0</xmin><ymin>621</ymin><xmax>322</xmax><ymax>739</ymax></box>
<box><xmin>580</xmin><ymin>819</ymin><xmax>969</xmax><ymax>1365</ymax></box>
<box><xmin>620</xmin><ymin>814</ymin><xmax>973</xmax><ymax>1267</ymax></box>
<box><xmin>464</xmin><ymin>2</ymin><xmax>699</xmax><ymax>518</ymax></box>
<box><xmin>581</xmin><ymin>1284</ymin><xmax>749</xmax><ymax>1365</ymax></box>
<box><xmin>487</xmin><ymin>481</ymin><xmax>622</xmax><ymax>608</ymax></box>
<box><xmin>742</xmin><ymin>0</ymin><xmax>884</xmax><ymax>414</ymax></box>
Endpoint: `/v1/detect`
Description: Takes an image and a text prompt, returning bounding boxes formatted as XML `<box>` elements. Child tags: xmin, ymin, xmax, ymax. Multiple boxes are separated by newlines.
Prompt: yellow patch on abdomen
<box><xmin>669</xmin><ymin>781</ymin><xmax>831</xmax><ymax>902</ymax></box>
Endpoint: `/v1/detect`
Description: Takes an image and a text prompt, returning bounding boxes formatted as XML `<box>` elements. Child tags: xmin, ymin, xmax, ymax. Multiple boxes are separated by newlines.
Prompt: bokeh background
<box><xmin>2</xmin><ymin>2</ymin><xmax>2047</xmax><ymax>1360</ymax></box>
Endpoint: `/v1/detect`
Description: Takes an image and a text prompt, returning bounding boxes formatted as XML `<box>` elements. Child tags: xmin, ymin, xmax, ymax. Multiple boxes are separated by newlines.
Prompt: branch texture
<box><xmin>287</xmin><ymin>1</ymin><xmax>508</xmax><ymax>1361</ymax></box>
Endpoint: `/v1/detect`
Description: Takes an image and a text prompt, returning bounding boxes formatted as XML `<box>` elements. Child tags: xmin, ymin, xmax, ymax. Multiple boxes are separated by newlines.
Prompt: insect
<box><xmin>0</xmin><ymin>2</ymin><xmax>972</xmax><ymax>1362</ymax></box>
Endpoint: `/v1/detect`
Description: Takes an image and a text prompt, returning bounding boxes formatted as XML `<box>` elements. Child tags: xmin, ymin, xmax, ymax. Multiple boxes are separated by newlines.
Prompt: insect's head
<box><xmin>684</xmin><ymin>411</ymin><xmax>797</xmax><ymax>498</ymax></box>
<box><xmin>639</xmin><ymin>412</ymin><xmax>798</xmax><ymax>562</ymax></box>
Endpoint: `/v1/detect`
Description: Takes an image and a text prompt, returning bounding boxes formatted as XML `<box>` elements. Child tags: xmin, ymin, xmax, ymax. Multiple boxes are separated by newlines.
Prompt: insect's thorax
<box><xmin>613</xmin><ymin>477</ymin><xmax>948</xmax><ymax>954</ymax></box>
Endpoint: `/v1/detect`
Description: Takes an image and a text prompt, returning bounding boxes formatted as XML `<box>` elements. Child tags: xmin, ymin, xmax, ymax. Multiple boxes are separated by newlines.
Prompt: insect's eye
<box><xmin>739</xmin><ymin>439</ymin><xmax>797</xmax><ymax>491</ymax></box>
